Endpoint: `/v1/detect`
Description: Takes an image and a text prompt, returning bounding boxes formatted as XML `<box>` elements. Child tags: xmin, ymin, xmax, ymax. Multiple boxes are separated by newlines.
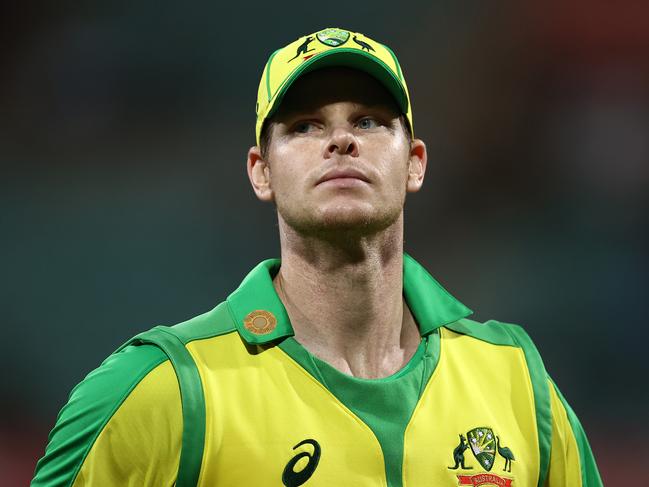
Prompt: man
<box><xmin>32</xmin><ymin>28</ymin><xmax>602</xmax><ymax>486</ymax></box>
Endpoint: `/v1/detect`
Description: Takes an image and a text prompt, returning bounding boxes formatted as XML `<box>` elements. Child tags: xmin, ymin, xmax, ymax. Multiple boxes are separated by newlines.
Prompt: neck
<box><xmin>273</xmin><ymin>213</ymin><xmax>420</xmax><ymax>378</ymax></box>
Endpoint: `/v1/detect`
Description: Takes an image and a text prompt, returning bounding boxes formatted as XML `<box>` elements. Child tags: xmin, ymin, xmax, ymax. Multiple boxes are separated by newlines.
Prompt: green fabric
<box><xmin>549</xmin><ymin>379</ymin><xmax>603</xmax><ymax>487</ymax></box>
<box><xmin>402</xmin><ymin>254</ymin><xmax>473</xmax><ymax>335</ymax></box>
<box><xmin>127</xmin><ymin>327</ymin><xmax>207</xmax><ymax>487</ymax></box>
<box><xmin>444</xmin><ymin>318</ymin><xmax>518</xmax><ymax>346</ymax></box>
<box><xmin>446</xmin><ymin>318</ymin><xmax>553</xmax><ymax>487</ymax></box>
<box><xmin>172</xmin><ymin>301</ymin><xmax>237</xmax><ymax>343</ymax></box>
<box><xmin>279</xmin><ymin>331</ymin><xmax>440</xmax><ymax>487</ymax></box>
<box><xmin>227</xmin><ymin>254</ymin><xmax>472</xmax><ymax>345</ymax></box>
<box><xmin>226</xmin><ymin>259</ymin><xmax>295</xmax><ymax>345</ymax></box>
<box><xmin>31</xmin><ymin>345</ymin><xmax>169</xmax><ymax>486</ymax></box>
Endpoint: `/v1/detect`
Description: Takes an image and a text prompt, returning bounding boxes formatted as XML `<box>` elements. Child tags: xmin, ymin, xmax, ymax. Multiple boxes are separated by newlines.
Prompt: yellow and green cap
<box><xmin>255</xmin><ymin>27</ymin><xmax>413</xmax><ymax>145</ymax></box>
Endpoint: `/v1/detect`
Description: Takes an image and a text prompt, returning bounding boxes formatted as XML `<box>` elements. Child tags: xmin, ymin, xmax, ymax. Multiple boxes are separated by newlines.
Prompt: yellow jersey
<box><xmin>32</xmin><ymin>254</ymin><xmax>602</xmax><ymax>486</ymax></box>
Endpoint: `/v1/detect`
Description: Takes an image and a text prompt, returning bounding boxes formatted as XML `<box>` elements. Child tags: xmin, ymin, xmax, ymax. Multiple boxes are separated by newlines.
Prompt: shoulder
<box><xmin>32</xmin><ymin>341</ymin><xmax>178</xmax><ymax>486</ymax></box>
<box><xmin>443</xmin><ymin>317</ymin><xmax>542</xmax><ymax>354</ymax></box>
<box><xmin>32</xmin><ymin>301</ymin><xmax>235</xmax><ymax>486</ymax></box>
<box><xmin>57</xmin><ymin>341</ymin><xmax>175</xmax><ymax>438</ymax></box>
<box><xmin>442</xmin><ymin>317</ymin><xmax>549</xmax><ymax>391</ymax></box>
<box><xmin>165</xmin><ymin>300</ymin><xmax>237</xmax><ymax>343</ymax></box>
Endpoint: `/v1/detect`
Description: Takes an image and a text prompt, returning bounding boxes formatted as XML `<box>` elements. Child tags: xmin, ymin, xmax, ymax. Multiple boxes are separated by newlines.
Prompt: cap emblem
<box><xmin>316</xmin><ymin>28</ymin><xmax>350</xmax><ymax>47</ymax></box>
<box><xmin>288</xmin><ymin>36</ymin><xmax>316</xmax><ymax>63</ymax></box>
<box><xmin>243</xmin><ymin>310</ymin><xmax>277</xmax><ymax>335</ymax></box>
<box><xmin>352</xmin><ymin>35</ymin><xmax>374</xmax><ymax>52</ymax></box>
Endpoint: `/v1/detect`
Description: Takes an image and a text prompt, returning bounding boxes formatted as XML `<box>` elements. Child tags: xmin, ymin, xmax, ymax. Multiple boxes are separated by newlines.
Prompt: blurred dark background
<box><xmin>2</xmin><ymin>2</ymin><xmax>648</xmax><ymax>485</ymax></box>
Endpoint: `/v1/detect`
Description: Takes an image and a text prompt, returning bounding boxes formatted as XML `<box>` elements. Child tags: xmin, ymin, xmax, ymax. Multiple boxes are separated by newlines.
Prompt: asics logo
<box><xmin>282</xmin><ymin>439</ymin><xmax>321</xmax><ymax>486</ymax></box>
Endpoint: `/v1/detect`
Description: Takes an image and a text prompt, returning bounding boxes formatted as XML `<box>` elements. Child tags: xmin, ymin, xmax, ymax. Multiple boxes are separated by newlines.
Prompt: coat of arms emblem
<box><xmin>466</xmin><ymin>426</ymin><xmax>497</xmax><ymax>471</ymax></box>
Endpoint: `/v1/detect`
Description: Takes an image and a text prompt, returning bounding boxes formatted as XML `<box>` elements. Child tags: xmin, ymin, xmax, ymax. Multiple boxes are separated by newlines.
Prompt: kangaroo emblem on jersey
<box><xmin>448</xmin><ymin>434</ymin><xmax>473</xmax><ymax>470</ymax></box>
<box><xmin>288</xmin><ymin>36</ymin><xmax>315</xmax><ymax>62</ymax></box>
<box><xmin>352</xmin><ymin>35</ymin><xmax>374</xmax><ymax>52</ymax></box>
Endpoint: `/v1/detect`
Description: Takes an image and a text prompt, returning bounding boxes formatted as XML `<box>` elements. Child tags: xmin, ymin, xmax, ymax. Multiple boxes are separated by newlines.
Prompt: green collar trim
<box><xmin>226</xmin><ymin>259</ymin><xmax>291</xmax><ymax>345</ymax></box>
<box><xmin>402</xmin><ymin>253</ymin><xmax>473</xmax><ymax>334</ymax></box>
<box><xmin>226</xmin><ymin>253</ymin><xmax>472</xmax><ymax>345</ymax></box>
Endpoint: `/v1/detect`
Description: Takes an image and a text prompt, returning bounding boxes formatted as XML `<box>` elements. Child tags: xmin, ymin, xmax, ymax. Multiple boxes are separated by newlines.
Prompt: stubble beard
<box><xmin>276</xmin><ymin>194</ymin><xmax>406</xmax><ymax>244</ymax></box>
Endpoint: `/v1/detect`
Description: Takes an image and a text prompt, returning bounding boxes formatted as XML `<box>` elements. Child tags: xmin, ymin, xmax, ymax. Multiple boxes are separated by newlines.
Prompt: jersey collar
<box><xmin>226</xmin><ymin>253</ymin><xmax>473</xmax><ymax>345</ymax></box>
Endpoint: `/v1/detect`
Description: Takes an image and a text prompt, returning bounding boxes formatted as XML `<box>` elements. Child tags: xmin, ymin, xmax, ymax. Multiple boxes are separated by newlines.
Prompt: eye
<box><xmin>357</xmin><ymin>117</ymin><xmax>379</xmax><ymax>130</ymax></box>
<box><xmin>293</xmin><ymin>121</ymin><xmax>317</xmax><ymax>134</ymax></box>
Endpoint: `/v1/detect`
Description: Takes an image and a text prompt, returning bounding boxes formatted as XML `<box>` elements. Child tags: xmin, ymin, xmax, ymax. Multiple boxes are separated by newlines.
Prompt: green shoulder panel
<box><xmin>444</xmin><ymin>318</ymin><xmax>552</xmax><ymax>487</ymax></box>
<box><xmin>31</xmin><ymin>344</ymin><xmax>169</xmax><ymax>487</ymax></box>
<box><xmin>165</xmin><ymin>300</ymin><xmax>237</xmax><ymax>344</ymax></box>
<box><xmin>443</xmin><ymin>318</ymin><xmax>518</xmax><ymax>347</ymax></box>
<box><xmin>549</xmin><ymin>379</ymin><xmax>603</xmax><ymax>487</ymax></box>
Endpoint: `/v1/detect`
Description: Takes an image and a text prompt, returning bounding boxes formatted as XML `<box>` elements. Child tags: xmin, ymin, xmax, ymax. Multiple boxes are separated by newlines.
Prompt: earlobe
<box><xmin>247</xmin><ymin>146</ymin><xmax>274</xmax><ymax>202</ymax></box>
<box><xmin>406</xmin><ymin>139</ymin><xmax>427</xmax><ymax>193</ymax></box>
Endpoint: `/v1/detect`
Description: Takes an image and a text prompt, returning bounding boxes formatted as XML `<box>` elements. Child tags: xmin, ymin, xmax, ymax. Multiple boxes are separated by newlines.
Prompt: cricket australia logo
<box><xmin>316</xmin><ymin>28</ymin><xmax>350</xmax><ymax>47</ymax></box>
<box><xmin>449</xmin><ymin>426</ymin><xmax>516</xmax><ymax>486</ymax></box>
<box><xmin>467</xmin><ymin>427</ymin><xmax>497</xmax><ymax>471</ymax></box>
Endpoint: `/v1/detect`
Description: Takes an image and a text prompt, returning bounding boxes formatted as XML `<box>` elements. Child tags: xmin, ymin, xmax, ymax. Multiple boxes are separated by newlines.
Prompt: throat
<box><xmin>273</xmin><ymin>254</ymin><xmax>421</xmax><ymax>378</ymax></box>
<box><xmin>305</xmin><ymin>325</ymin><xmax>422</xmax><ymax>379</ymax></box>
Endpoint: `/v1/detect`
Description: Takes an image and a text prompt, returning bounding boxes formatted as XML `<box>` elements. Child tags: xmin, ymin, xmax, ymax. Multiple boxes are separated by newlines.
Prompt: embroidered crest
<box><xmin>316</xmin><ymin>28</ymin><xmax>350</xmax><ymax>47</ymax></box>
<box><xmin>467</xmin><ymin>427</ymin><xmax>497</xmax><ymax>471</ymax></box>
<box><xmin>449</xmin><ymin>426</ymin><xmax>517</xmax><ymax>485</ymax></box>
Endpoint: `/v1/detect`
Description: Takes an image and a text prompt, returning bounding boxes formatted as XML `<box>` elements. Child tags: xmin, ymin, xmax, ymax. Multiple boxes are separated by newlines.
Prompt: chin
<box><xmin>283</xmin><ymin>203</ymin><xmax>402</xmax><ymax>238</ymax></box>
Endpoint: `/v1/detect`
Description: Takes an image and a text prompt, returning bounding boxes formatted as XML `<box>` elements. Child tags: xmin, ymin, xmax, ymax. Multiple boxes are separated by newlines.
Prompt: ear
<box><xmin>406</xmin><ymin>138</ymin><xmax>427</xmax><ymax>193</ymax></box>
<box><xmin>247</xmin><ymin>146</ymin><xmax>274</xmax><ymax>202</ymax></box>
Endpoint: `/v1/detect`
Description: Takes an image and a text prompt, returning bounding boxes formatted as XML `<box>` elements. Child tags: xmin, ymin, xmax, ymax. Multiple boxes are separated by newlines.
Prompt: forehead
<box><xmin>274</xmin><ymin>67</ymin><xmax>401</xmax><ymax>118</ymax></box>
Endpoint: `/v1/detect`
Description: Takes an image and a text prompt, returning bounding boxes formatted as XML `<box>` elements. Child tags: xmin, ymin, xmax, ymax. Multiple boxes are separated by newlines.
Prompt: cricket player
<box><xmin>32</xmin><ymin>28</ymin><xmax>603</xmax><ymax>487</ymax></box>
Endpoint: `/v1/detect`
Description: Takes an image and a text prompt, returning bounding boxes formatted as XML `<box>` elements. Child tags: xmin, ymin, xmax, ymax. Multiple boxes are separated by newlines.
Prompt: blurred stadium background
<box><xmin>1</xmin><ymin>2</ymin><xmax>648</xmax><ymax>485</ymax></box>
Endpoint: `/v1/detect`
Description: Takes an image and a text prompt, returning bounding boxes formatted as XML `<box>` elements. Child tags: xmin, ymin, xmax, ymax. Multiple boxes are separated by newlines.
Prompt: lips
<box><xmin>316</xmin><ymin>168</ymin><xmax>370</xmax><ymax>185</ymax></box>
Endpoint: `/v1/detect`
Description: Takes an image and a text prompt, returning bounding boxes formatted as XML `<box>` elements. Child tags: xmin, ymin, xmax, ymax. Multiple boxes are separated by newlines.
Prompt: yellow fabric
<box><xmin>70</xmin><ymin>332</ymin><xmax>387</xmax><ymax>486</ymax></box>
<box><xmin>70</xmin><ymin>329</ymin><xmax>581</xmax><ymax>486</ymax></box>
<box><xmin>186</xmin><ymin>332</ymin><xmax>387</xmax><ymax>486</ymax></box>
<box><xmin>72</xmin><ymin>361</ymin><xmax>182</xmax><ymax>487</ymax></box>
<box><xmin>545</xmin><ymin>380</ymin><xmax>583</xmax><ymax>487</ymax></box>
<box><xmin>404</xmin><ymin>327</ymin><xmax>540</xmax><ymax>486</ymax></box>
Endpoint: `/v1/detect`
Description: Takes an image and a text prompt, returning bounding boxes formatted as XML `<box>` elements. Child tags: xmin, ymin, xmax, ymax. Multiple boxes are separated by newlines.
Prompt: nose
<box><xmin>324</xmin><ymin>128</ymin><xmax>359</xmax><ymax>158</ymax></box>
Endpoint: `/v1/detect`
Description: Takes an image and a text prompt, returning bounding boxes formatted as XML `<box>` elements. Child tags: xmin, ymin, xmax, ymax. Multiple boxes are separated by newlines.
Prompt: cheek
<box><xmin>271</xmin><ymin>135</ymin><xmax>322</xmax><ymax>161</ymax></box>
<box><xmin>268</xmin><ymin>166</ymin><xmax>294</xmax><ymax>197</ymax></box>
<box><xmin>268</xmin><ymin>159</ymin><xmax>305</xmax><ymax>197</ymax></box>
<box><xmin>269</xmin><ymin>140</ymin><xmax>322</xmax><ymax>191</ymax></box>
<box><xmin>373</xmin><ymin>141</ymin><xmax>410</xmax><ymax>189</ymax></box>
